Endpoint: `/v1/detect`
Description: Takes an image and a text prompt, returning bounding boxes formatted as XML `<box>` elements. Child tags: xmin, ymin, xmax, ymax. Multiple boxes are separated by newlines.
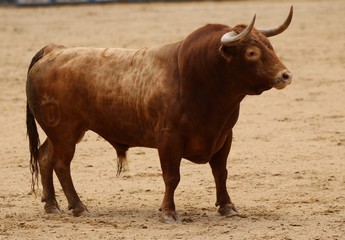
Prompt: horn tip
<box><xmin>251</xmin><ymin>14</ymin><xmax>256</xmax><ymax>25</ymax></box>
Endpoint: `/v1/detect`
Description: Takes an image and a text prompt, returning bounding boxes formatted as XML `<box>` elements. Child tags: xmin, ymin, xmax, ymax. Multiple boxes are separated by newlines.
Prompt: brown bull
<box><xmin>26</xmin><ymin>7</ymin><xmax>293</xmax><ymax>223</ymax></box>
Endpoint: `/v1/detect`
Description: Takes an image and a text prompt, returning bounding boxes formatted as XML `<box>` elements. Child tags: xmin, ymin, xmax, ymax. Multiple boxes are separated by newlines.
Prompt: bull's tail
<box><xmin>26</xmin><ymin>47</ymin><xmax>45</xmax><ymax>194</ymax></box>
<box><xmin>26</xmin><ymin>103</ymin><xmax>40</xmax><ymax>194</ymax></box>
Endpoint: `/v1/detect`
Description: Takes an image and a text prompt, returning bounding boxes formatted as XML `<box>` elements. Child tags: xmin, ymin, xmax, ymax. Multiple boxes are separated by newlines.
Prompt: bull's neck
<box><xmin>179</xmin><ymin>37</ymin><xmax>248</xmax><ymax>124</ymax></box>
<box><xmin>180</xmin><ymin>71</ymin><xmax>246</xmax><ymax>129</ymax></box>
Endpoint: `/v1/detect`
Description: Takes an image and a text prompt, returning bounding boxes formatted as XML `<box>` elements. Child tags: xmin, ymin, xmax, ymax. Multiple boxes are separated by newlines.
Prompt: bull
<box><xmin>26</xmin><ymin>7</ymin><xmax>293</xmax><ymax>223</ymax></box>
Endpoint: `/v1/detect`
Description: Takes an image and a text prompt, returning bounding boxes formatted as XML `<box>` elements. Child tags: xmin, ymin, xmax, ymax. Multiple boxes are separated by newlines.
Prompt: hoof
<box><xmin>45</xmin><ymin>205</ymin><xmax>61</xmax><ymax>214</ymax></box>
<box><xmin>218</xmin><ymin>204</ymin><xmax>239</xmax><ymax>216</ymax></box>
<box><xmin>77</xmin><ymin>209</ymin><xmax>91</xmax><ymax>217</ymax></box>
<box><xmin>160</xmin><ymin>211</ymin><xmax>180</xmax><ymax>224</ymax></box>
<box><xmin>70</xmin><ymin>204</ymin><xmax>89</xmax><ymax>217</ymax></box>
<box><xmin>44</xmin><ymin>201</ymin><xmax>61</xmax><ymax>214</ymax></box>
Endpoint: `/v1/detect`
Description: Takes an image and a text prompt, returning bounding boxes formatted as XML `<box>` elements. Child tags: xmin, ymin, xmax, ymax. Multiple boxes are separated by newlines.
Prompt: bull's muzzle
<box><xmin>273</xmin><ymin>70</ymin><xmax>292</xmax><ymax>89</ymax></box>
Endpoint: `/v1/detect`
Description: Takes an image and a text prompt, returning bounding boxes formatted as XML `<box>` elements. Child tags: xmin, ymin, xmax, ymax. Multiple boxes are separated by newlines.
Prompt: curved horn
<box><xmin>259</xmin><ymin>6</ymin><xmax>293</xmax><ymax>37</ymax></box>
<box><xmin>221</xmin><ymin>14</ymin><xmax>256</xmax><ymax>46</ymax></box>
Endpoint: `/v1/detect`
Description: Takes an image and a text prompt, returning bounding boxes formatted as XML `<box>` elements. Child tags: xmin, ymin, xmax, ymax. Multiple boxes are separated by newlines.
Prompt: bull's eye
<box><xmin>248</xmin><ymin>51</ymin><xmax>255</xmax><ymax>57</ymax></box>
<box><xmin>245</xmin><ymin>46</ymin><xmax>261</xmax><ymax>62</ymax></box>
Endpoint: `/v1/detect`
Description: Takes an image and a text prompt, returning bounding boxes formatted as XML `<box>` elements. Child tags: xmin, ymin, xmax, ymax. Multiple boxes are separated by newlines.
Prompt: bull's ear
<box><xmin>219</xmin><ymin>45</ymin><xmax>236</xmax><ymax>62</ymax></box>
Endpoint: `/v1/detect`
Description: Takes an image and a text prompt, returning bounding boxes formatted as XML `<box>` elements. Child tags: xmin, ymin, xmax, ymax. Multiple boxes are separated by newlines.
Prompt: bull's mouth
<box><xmin>272</xmin><ymin>70</ymin><xmax>292</xmax><ymax>90</ymax></box>
<box><xmin>273</xmin><ymin>79</ymin><xmax>292</xmax><ymax>89</ymax></box>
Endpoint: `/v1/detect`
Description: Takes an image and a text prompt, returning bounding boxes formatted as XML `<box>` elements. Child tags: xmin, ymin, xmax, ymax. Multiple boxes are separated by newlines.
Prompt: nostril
<box><xmin>282</xmin><ymin>71</ymin><xmax>291</xmax><ymax>80</ymax></box>
<box><xmin>273</xmin><ymin>70</ymin><xmax>292</xmax><ymax>89</ymax></box>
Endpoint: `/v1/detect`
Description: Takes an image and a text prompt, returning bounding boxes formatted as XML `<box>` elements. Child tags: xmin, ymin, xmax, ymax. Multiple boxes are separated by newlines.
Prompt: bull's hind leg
<box><xmin>52</xmin><ymin>140</ymin><xmax>88</xmax><ymax>216</ymax></box>
<box><xmin>38</xmin><ymin>139</ymin><xmax>60</xmax><ymax>214</ymax></box>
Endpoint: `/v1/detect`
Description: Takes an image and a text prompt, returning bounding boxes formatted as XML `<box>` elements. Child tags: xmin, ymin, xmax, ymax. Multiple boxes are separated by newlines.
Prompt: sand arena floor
<box><xmin>0</xmin><ymin>0</ymin><xmax>344</xmax><ymax>239</ymax></box>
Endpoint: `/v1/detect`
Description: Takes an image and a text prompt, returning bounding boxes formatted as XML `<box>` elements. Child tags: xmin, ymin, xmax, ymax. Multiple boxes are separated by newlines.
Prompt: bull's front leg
<box><xmin>157</xmin><ymin>132</ymin><xmax>183</xmax><ymax>223</ymax></box>
<box><xmin>209</xmin><ymin>132</ymin><xmax>239</xmax><ymax>216</ymax></box>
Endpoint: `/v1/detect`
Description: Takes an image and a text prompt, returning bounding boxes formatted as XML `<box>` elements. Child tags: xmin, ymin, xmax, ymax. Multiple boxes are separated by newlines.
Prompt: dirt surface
<box><xmin>1</xmin><ymin>0</ymin><xmax>344</xmax><ymax>239</ymax></box>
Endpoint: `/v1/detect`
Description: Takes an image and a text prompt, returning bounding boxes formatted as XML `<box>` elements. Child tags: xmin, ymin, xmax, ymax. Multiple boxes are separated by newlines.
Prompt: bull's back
<box><xmin>27</xmin><ymin>44</ymin><xmax>169</xmax><ymax>147</ymax></box>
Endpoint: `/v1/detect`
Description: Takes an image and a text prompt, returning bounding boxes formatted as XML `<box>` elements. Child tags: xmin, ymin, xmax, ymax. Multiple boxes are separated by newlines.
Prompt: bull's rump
<box><xmin>26</xmin><ymin>44</ymin><xmax>168</xmax><ymax>147</ymax></box>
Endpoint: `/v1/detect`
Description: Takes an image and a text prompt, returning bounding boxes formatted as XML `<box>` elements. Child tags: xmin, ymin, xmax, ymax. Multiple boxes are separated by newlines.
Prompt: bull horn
<box><xmin>221</xmin><ymin>14</ymin><xmax>256</xmax><ymax>46</ymax></box>
<box><xmin>259</xmin><ymin>6</ymin><xmax>293</xmax><ymax>37</ymax></box>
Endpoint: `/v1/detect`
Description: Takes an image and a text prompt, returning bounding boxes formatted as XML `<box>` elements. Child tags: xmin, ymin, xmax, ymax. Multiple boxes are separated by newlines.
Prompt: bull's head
<box><xmin>219</xmin><ymin>6</ymin><xmax>293</xmax><ymax>95</ymax></box>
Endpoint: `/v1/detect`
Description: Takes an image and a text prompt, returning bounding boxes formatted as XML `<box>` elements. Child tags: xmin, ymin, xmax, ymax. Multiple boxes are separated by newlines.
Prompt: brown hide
<box><xmin>27</xmin><ymin>44</ymin><xmax>181</xmax><ymax>148</ymax></box>
<box><xmin>177</xmin><ymin>24</ymin><xmax>289</xmax><ymax>160</ymax></box>
<box><xmin>26</xmin><ymin>15</ymin><xmax>292</xmax><ymax>222</ymax></box>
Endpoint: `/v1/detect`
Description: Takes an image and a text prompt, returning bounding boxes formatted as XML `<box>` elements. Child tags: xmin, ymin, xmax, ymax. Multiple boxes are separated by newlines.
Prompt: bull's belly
<box><xmin>86</xmin><ymin>113</ymin><xmax>158</xmax><ymax>148</ymax></box>
<box><xmin>29</xmin><ymin>93</ymin><xmax>158</xmax><ymax>148</ymax></box>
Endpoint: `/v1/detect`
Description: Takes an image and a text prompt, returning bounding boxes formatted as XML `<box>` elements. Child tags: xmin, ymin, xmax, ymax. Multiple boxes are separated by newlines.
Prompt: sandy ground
<box><xmin>0</xmin><ymin>0</ymin><xmax>344</xmax><ymax>239</ymax></box>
